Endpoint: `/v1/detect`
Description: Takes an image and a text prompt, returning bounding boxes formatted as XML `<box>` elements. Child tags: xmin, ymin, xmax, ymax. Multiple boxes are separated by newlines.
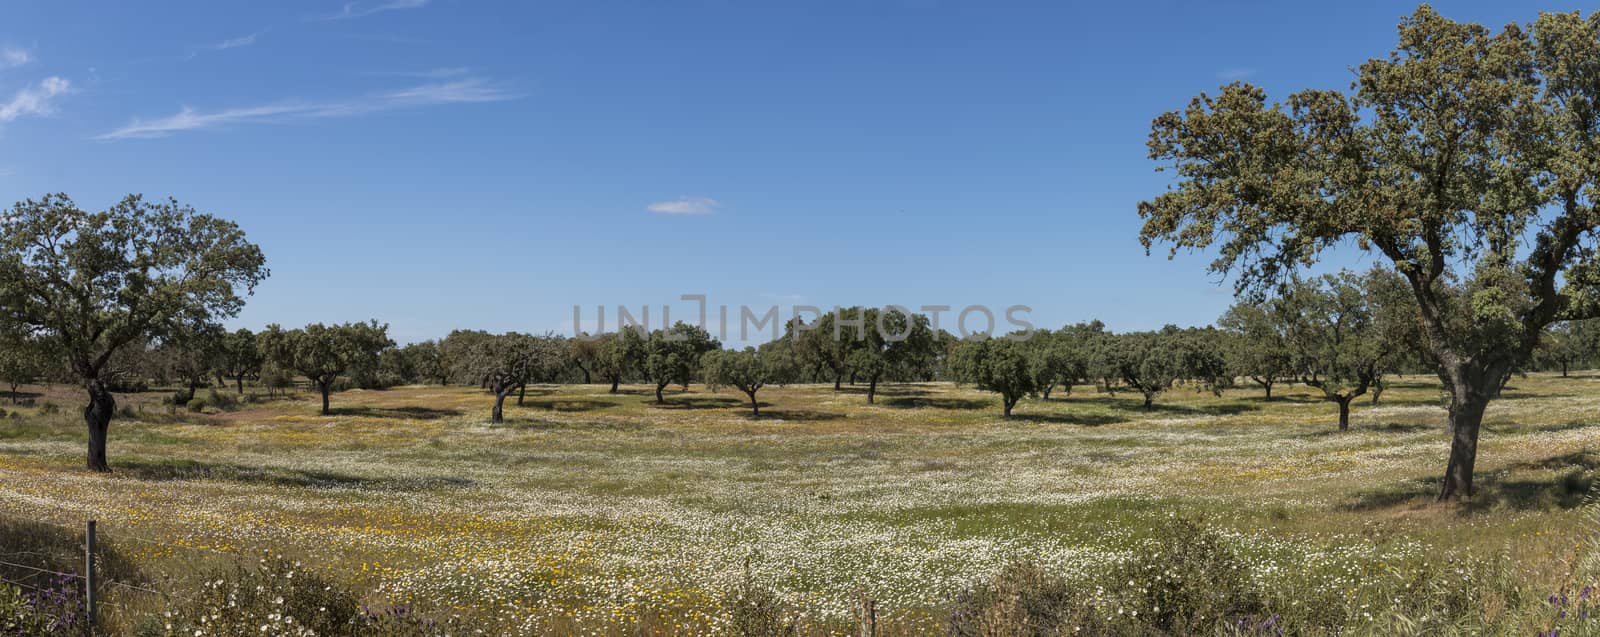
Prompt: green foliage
<box><xmin>259</xmin><ymin>321</ymin><xmax>392</xmax><ymax>413</ymax></box>
<box><xmin>837</xmin><ymin>307</ymin><xmax>938</xmax><ymax>403</ymax></box>
<box><xmin>1094</xmin><ymin>329</ymin><xmax>1184</xmax><ymax>408</ymax></box>
<box><xmin>643</xmin><ymin>322</ymin><xmax>719</xmax><ymax>402</ymax></box>
<box><xmin>701</xmin><ymin>347</ymin><xmax>796</xmax><ymax>416</ymax></box>
<box><xmin>0</xmin><ymin>333</ymin><xmax>47</xmax><ymax>403</ymax></box>
<box><xmin>594</xmin><ymin>328</ymin><xmax>645</xmax><ymax>392</ymax></box>
<box><xmin>0</xmin><ymin>194</ymin><xmax>269</xmax><ymax>378</ymax></box>
<box><xmin>1136</xmin><ymin>5</ymin><xmax>1600</xmax><ymax>496</ymax></box>
<box><xmin>0</xmin><ymin>193</ymin><xmax>268</xmax><ymax>470</ymax></box>
<box><xmin>215</xmin><ymin>328</ymin><xmax>264</xmax><ymax>391</ymax></box>
<box><xmin>461</xmin><ymin>332</ymin><xmax>564</xmax><ymax>422</ymax></box>
<box><xmin>950</xmin><ymin>336</ymin><xmax>1036</xmax><ymax>417</ymax></box>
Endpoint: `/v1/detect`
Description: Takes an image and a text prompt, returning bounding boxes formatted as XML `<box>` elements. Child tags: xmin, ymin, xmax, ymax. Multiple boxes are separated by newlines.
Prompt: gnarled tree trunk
<box><xmin>1336</xmin><ymin>396</ymin><xmax>1352</xmax><ymax>431</ymax></box>
<box><xmin>318</xmin><ymin>380</ymin><xmax>332</xmax><ymax>415</ymax></box>
<box><xmin>492</xmin><ymin>390</ymin><xmax>510</xmax><ymax>423</ymax></box>
<box><xmin>84</xmin><ymin>379</ymin><xmax>115</xmax><ymax>473</ymax></box>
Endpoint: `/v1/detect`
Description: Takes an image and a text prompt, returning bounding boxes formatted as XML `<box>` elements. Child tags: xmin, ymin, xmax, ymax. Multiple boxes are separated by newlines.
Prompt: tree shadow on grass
<box><xmin>1</xmin><ymin>391</ymin><xmax>42</xmax><ymax>403</ymax></box>
<box><xmin>325</xmin><ymin>406</ymin><xmax>463</xmax><ymax>420</ymax></box>
<box><xmin>650</xmin><ymin>396</ymin><xmax>744</xmax><ymax>410</ymax></box>
<box><xmin>116</xmin><ymin>458</ymin><xmax>475</xmax><ymax>491</ymax></box>
<box><xmin>1090</xmin><ymin>396</ymin><xmax>1261</xmax><ymax>417</ymax></box>
<box><xmin>517</xmin><ymin>398</ymin><xmax>620</xmax><ymax>413</ymax></box>
<box><xmin>1306</xmin><ymin>422</ymin><xmax>1436</xmax><ymax>438</ymax></box>
<box><xmin>756</xmin><ymin>409</ymin><xmax>845</xmax><ymax>421</ymax></box>
<box><xmin>882</xmin><ymin>397</ymin><xmax>992</xmax><ymax>410</ymax></box>
<box><xmin>499</xmin><ymin>417</ymin><xmax>646</xmax><ymax>432</ymax></box>
<box><xmin>1013</xmin><ymin>413</ymin><xmax>1127</xmax><ymax>426</ymax></box>
<box><xmin>1341</xmin><ymin>449</ymin><xmax>1599</xmax><ymax>513</ymax></box>
<box><xmin>1504</xmin><ymin>420</ymin><xmax>1600</xmax><ymax>435</ymax></box>
<box><xmin>836</xmin><ymin>386</ymin><xmax>931</xmax><ymax>398</ymax></box>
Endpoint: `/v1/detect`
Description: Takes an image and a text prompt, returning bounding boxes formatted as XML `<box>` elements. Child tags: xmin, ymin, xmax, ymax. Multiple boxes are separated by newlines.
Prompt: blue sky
<box><xmin>0</xmin><ymin>1</ymin><xmax>1581</xmax><ymax>343</ymax></box>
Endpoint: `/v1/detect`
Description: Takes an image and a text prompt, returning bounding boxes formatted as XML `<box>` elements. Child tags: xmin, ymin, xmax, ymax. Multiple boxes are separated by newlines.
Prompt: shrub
<box><xmin>204</xmin><ymin>389</ymin><xmax>236</xmax><ymax>411</ymax></box>
<box><xmin>36</xmin><ymin>401</ymin><xmax>58</xmax><ymax>415</ymax></box>
<box><xmin>947</xmin><ymin>562</ymin><xmax>1118</xmax><ymax>636</ymax></box>
<box><xmin>724</xmin><ymin>563</ymin><xmax>796</xmax><ymax>637</ymax></box>
<box><xmin>185</xmin><ymin>397</ymin><xmax>206</xmax><ymax>413</ymax></box>
<box><xmin>1113</xmin><ymin>516</ymin><xmax>1264</xmax><ymax>633</ymax></box>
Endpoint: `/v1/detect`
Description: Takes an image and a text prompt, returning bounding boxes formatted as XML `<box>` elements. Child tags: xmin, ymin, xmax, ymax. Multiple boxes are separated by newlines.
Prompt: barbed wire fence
<box><xmin>0</xmin><ymin>517</ymin><xmax>238</xmax><ymax>636</ymax></box>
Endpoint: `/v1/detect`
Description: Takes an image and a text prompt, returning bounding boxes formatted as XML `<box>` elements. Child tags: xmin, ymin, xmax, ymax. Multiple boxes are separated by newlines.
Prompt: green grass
<box><xmin>0</xmin><ymin>374</ymin><xmax>1598</xmax><ymax>634</ymax></box>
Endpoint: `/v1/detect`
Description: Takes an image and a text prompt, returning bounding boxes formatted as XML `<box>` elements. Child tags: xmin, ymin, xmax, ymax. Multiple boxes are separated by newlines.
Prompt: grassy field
<box><xmin>1</xmin><ymin>374</ymin><xmax>1599</xmax><ymax>634</ymax></box>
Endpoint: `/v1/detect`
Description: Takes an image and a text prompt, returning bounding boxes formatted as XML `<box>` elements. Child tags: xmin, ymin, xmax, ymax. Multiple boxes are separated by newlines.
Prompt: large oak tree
<box><xmin>1137</xmin><ymin>6</ymin><xmax>1600</xmax><ymax>500</ymax></box>
<box><xmin>0</xmin><ymin>194</ymin><xmax>267</xmax><ymax>471</ymax></box>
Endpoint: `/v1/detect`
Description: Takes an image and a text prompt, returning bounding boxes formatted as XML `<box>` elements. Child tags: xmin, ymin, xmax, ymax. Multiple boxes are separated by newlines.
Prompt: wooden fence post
<box><xmin>858</xmin><ymin>589</ymin><xmax>876</xmax><ymax>637</ymax></box>
<box><xmin>85</xmin><ymin>520</ymin><xmax>97</xmax><ymax>635</ymax></box>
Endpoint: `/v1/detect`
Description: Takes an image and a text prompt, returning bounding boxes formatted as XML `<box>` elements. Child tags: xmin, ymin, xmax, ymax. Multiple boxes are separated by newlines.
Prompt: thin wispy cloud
<box><xmin>647</xmin><ymin>197</ymin><xmax>720</xmax><ymax>215</ymax></box>
<box><xmin>1217</xmin><ymin>68</ymin><xmax>1257</xmax><ymax>81</ymax></box>
<box><xmin>1</xmin><ymin>48</ymin><xmax>31</xmax><ymax>69</ymax></box>
<box><xmin>319</xmin><ymin>0</ymin><xmax>429</xmax><ymax>21</ymax></box>
<box><xmin>185</xmin><ymin>29</ymin><xmax>268</xmax><ymax>60</ymax></box>
<box><xmin>213</xmin><ymin>29</ymin><xmax>266</xmax><ymax>50</ymax></box>
<box><xmin>372</xmin><ymin>67</ymin><xmax>471</xmax><ymax>79</ymax></box>
<box><xmin>0</xmin><ymin>77</ymin><xmax>70</xmax><ymax>122</ymax></box>
<box><xmin>97</xmin><ymin>77</ymin><xmax>516</xmax><ymax>140</ymax></box>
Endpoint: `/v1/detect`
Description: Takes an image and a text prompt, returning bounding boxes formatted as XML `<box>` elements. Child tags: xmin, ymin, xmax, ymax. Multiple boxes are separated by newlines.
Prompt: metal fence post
<box><xmin>85</xmin><ymin>520</ymin><xmax>96</xmax><ymax>635</ymax></box>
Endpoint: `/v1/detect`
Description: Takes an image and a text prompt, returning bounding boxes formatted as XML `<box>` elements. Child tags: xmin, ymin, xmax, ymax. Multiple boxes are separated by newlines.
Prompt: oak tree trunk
<box><xmin>1440</xmin><ymin>392</ymin><xmax>1490</xmax><ymax>501</ymax></box>
<box><xmin>609</xmin><ymin>377</ymin><xmax>620</xmax><ymax>394</ymax></box>
<box><xmin>84</xmin><ymin>379</ymin><xmax>115</xmax><ymax>473</ymax></box>
<box><xmin>655</xmin><ymin>383</ymin><xmax>666</xmax><ymax>404</ymax></box>
<box><xmin>319</xmin><ymin>381</ymin><xmax>331</xmax><ymax>415</ymax></box>
<box><xmin>517</xmin><ymin>383</ymin><xmax>526</xmax><ymax>406</ymax></box>
<box><xmin>1336</xmin><ymin>397</ymin><xmax>1351</xmax><ymax>431</ymax></box>
<box><xmin>1142</xmin><ymin>391</ymin><xmax>1154</xmax><ymax>410</ymax></box>
<box><xmin>833</xmin><ymin>371</ymin><xmax>842</xmax><ymax>391</ymax></box>
<box><xmin>747</xmin><ymin>391</ymin><xmax>760</xmax><ymax>417</ymax></box>
<box><xmin>237</xmin><ymin>377</ymin><xmax>245</xmax><ymax>394</ymax></box>
<box><xmin>867</xmin><ymin>377</ymin><xmax>877</xmax><ymax>404</ymax></box>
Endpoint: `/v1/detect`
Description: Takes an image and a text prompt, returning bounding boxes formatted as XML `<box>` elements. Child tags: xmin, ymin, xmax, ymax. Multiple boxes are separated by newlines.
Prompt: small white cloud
<box><xmin>97</xmin><ymin>77</ymin><xmax>517</xmax><ymax>140</ymax></box>
<box><xmin>0</xmin><ymin>48</ymin><xmax>31</xmax><ymax>69</ymax></box>
<box><xmin>1217</xmin><ymin>68</ymin><xmax>1256</xmax><ymax>81</ymax></box>
<box><xmin>647</xmin><ymin>196</ymin><xmax>720</xmax><ymax>215</ymax></box>
<box><xmin>0</xmin><ymin>77</ymin><xmax>70</xmax><ymax>122</ymax></box>
<box><xmin>320</xmin><ymin>0</ymin><xmax>429</xmax><ymax>20</ymax></box>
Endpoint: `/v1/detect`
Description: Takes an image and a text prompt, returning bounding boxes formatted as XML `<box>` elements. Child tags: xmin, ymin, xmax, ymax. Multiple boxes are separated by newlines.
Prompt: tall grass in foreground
<box><xmin>4</xmin><ymin>506</ymin><xmax>1600</xmax><ymax>636</ymax></box>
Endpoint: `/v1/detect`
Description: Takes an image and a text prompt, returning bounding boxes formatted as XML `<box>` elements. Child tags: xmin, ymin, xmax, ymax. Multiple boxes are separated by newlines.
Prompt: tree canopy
<box><xmin>1136</xmin><ymin>6</ymin><xmax>1600</xmax><ymax>499</ymax></box>
<box><xmin>0</xmin><ymin>194</ymin><xmax>267</xmax><ymax>471</ymax></box>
